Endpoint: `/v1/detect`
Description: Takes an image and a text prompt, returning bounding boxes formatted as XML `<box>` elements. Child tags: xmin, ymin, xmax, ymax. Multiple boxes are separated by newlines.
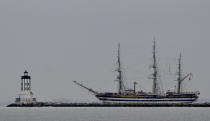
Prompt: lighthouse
<box><xmin>15</xmin><ymin>71</ymin><xmax>36</xmax><ymax>104</ymax></box>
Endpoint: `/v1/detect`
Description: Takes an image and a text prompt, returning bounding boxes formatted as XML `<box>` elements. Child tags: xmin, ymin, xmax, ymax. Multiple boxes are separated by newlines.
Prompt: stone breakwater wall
<box><xmin>7</xmin><ymin>102</ymin><xmax>210</xmax><ymax>107</ymax></box>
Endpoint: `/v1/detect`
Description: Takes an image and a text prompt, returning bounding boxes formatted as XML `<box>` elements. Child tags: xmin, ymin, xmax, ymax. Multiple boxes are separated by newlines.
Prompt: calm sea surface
<box><xmin>1</xmin><ymin>107</ymin><xmax>210</xmax><ymax>121</ymax></box>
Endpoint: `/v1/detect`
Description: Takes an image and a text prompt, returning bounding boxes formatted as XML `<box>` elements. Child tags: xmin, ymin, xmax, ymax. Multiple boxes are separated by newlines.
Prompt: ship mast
<box><xmin>152</xmin><ymin>40</ymin><xmax>159</xmax><ymax>94</ymax></box>
<box><xmin>176</xmin><ymin>53</ymin><xmax>189</xmax><ymax>94</ymax></box>
<box><xmin>177</xmin><ymin>53</ymin><xmax>182</xmax><ymax>94</ymax></box>
<box><xmin>117</xmin><ymin>43</ymin><xmax>124</xmax><ymax>94</ymax></box>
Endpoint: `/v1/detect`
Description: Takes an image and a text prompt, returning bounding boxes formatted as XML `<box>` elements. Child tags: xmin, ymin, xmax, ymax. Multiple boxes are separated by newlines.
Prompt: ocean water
<box><xmin>0</xmin><ymin>107</ymin><xmax>210</xmax><ymax>121</ymax></box>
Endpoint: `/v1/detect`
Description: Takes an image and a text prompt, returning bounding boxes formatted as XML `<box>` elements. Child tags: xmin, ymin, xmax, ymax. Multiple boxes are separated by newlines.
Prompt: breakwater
<box><xmin>7</xmin><ymin>102</ymin><xmax>210</xmax><ymax>107</ymax></box>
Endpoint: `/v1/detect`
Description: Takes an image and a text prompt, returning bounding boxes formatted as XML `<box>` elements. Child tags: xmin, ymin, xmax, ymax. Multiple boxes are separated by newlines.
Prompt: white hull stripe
<box><xmin>103</xmin><ymin>100</ymin><xmax>194</xmax><ymax>104</ymax></box>
<box><xmin>98</xmin><ymin>97</ymin><xmax>197</xmax><ymax>102</ymax></box>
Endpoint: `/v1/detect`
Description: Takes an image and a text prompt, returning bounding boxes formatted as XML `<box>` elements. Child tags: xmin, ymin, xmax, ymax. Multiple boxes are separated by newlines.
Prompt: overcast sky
<box><xmin>0</xmin><ymin>0</ymin><xmax>209</xmax><ymax>103</ymax></box>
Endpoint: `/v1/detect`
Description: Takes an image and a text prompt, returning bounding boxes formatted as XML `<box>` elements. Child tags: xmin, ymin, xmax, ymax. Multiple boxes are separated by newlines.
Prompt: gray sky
<box><xmin>0</xmin><ymin>0</ymin><xmax>209</xmax><ymax>103</ymax></box>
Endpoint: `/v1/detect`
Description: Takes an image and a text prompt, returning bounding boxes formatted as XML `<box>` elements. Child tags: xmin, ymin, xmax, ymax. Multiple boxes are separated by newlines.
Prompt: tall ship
<box><xmin>74</xmin><ymin>41</ymin><xmax>199</xmax><ymax>104</ymax></box>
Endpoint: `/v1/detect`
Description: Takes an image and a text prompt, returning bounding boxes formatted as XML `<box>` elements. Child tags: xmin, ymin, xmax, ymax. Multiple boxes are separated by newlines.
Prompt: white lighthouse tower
<box><xmin>15</xmin><ymin>71</ymin><xmax>36</xmax><ymax>104</ymax></box>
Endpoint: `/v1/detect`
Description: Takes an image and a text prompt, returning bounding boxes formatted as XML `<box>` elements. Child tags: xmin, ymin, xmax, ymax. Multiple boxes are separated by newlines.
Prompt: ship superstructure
<box><xmin>74</xmin><ymin>41</ymin><xmax>199</xmax><ymax>104</ymax></box>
